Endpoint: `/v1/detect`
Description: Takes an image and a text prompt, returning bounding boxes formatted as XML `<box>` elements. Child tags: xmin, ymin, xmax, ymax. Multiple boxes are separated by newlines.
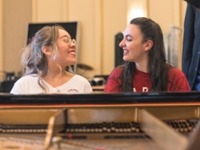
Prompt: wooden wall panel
<box><xmin>0</xmin><ymin>0</ymin><xmax>187</xmax><ymax>77</ymax></box>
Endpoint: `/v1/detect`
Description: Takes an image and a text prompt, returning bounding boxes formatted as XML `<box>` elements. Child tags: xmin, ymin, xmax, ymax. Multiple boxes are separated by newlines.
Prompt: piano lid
<box><xmin>0</xmin><ymin>91</ymin><xmax>200</xmax><ymax>104</ymax></box>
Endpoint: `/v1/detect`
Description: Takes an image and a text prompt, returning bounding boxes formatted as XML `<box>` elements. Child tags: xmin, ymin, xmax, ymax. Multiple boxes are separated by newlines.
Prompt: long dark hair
<box><xmin>121</xmin><ymin>17</ymin><xmax>171</xmax><ymax>92</ymax></box>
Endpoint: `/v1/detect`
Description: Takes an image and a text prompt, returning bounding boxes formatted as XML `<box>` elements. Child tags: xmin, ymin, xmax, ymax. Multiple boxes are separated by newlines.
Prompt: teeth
<box><xmin>123</xmin><ymin>50</ymin><xmax>129</xmax><ymax>55</ymax></box>
<box><xmin>123</xmin><ymin>50</ymin><xmax>129</xmax><ymax>52</ymax></box>
<box><xmin>69</xmin><ymin>52</ymin><xmax>75</xmax><ymax>55</ymax></box>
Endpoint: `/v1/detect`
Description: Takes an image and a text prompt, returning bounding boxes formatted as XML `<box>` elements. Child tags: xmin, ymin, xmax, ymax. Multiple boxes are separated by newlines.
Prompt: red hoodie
<box><xmin>104</xmin><ymin>67</ymin><xmax>191</xmax><ymax>93</ymax></box>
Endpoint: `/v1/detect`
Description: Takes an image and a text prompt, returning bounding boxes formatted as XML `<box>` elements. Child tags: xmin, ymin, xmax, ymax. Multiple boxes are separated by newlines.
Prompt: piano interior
<box><xmin>0</xmin><ymin>92</ymin><xmax>200</xmax><ymax>150</ymax></box>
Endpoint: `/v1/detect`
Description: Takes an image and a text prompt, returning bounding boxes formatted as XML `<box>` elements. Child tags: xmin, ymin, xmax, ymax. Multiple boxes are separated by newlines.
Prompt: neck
<box><xmin>45</xmin><ymin>64</ymin><xmax>67</xmax><ymax>79</ymax></box>
<box><xmin>46</xmin><ymin>70</ymin><xmax>67</xmax><ymax>79</ymax></box>
<box><xmin>135</xmin><ymin>55</ymin><xmax>149</xmax><ymax>73</ymax></box>
<box><xmin>135</xmin><ymin>63</ymin><xmax>148</xmax><ymax>73</ymax></box>
<box><xmin>43</xmin><ymin>69</ymin><xmax>73</xmax><ymax>88</ymax></box>
<box><xmin>46</xmin><ymin>60</ymin><xmax>67</xmax><ymax>78</ymax></box>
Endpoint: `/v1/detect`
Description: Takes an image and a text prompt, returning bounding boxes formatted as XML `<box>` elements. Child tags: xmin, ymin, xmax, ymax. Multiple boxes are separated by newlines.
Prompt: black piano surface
<box><xmin>0</xmin><ymin>91</ymin><xmax>200</xmax><ymax>104</ymax></box>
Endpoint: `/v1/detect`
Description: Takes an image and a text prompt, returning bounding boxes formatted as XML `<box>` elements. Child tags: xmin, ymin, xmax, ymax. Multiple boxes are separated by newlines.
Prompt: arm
<box><xmin>104</xmin><ymin>67</ymin><xmax>123</xmax><ymax>93</ymax></box>
<box><xmin>84</xmin><ymin>81</ymin><xmax>93</xmax><ymax>93</ymax></box>
<box><xmin>182</xmin><ymin>4</ymin><xmax>196</xmax><ymax>78</ymax></box>
<box><xmin>168</xmin><ymin>68</ymin><xmax>191</xmax><ymax>92</ymax></box>
<box><xmin>10</xmin><ymin>78</ymin><xmax>26</xmax><ymax>94</ymax></box>
<box><xmin>174</xmin><ymin>76</ymin><xmax>191</xmax><ymax>92</ymax></box>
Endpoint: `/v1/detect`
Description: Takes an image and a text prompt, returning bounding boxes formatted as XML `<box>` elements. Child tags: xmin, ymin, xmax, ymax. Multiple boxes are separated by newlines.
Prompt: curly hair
<box><xmin>21</xmin><ymin>25</ymin><xmax>67</xmax><ymax>92</ymax></box>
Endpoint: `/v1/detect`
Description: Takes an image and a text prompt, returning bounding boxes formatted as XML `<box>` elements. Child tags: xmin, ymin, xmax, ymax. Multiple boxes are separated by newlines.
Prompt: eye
<box><xmin>125</xmin><ymin>35</ymin><xmax>132</xmax><ymax>42</ymax></box>
<box><xmin>63</xmin><ymin>37</ymin><xmax>69</xmax><ymax>43</ymax></box>
<box><xmin>126</xmin><ymin>37</ymin><xmax>132</xmax><ymax>42</ymax></box>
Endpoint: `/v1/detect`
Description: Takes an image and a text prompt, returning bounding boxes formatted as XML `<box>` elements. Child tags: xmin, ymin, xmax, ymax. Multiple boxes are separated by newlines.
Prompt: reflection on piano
<box><xmin>1</xmin><ymin>92</ymin><xmax>200</xmax><ymax>149</ymax></box>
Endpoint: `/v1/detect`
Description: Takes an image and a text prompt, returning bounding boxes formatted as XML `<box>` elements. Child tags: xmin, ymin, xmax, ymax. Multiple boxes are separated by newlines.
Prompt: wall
<box><xmin>102</xmin><ymin>0</ymin><xmax>127</xmax><ymax>74</ymax></box>
<box><xmin>0</xmin><ymin>0</ymin><xmax>3</xmax><ymax>75</ymax></box>
<box><xmin>0</xmin><ymin>0</ymin><xmax>188</xmax><ymax>79</ymax></box>
<box><xmin>3</xmin><ymin>0</ymin><xmax>32</xmax><ymax>76</ymax></box>
<box><xmin>148</xmin><ymin>0</ymin><xmax>187</xmax><ymax>68</ymax></box>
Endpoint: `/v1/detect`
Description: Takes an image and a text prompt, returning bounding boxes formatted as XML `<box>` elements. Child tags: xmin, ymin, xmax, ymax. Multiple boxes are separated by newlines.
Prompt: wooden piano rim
<box><xmin>1</xmin><ymin>101</ymin><xmax>200</xmax><ymax>108</ymax></box>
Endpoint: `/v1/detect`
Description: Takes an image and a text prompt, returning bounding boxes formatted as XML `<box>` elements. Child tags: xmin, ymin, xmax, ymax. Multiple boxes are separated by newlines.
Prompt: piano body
<box><xmin>0</xmin><ymin>92</ymin><xmax>200</xmax><ymax>150</ymax></box>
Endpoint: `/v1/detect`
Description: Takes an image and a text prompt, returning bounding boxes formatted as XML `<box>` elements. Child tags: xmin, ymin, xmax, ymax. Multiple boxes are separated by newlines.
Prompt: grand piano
<box><xmin>1</xmin><ymin>92</ymin><xmax>200</xmax><ymax>150</ymax></box>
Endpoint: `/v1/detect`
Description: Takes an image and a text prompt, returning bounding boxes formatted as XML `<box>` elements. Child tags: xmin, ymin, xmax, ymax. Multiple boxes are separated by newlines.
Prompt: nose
<box><xmin>119</xmin><ymin>38</ymin><xmax>125</xmax><ymax>47</ymax></box>
<box><xmin>69</xmin><ymin>43</ymin><xmax>76</xmax><ymax>48</ymax></box>
<box><xmin>69</xmin><ymin>39</ymin><xmax>76</xmax><ymax>47</ymax></box>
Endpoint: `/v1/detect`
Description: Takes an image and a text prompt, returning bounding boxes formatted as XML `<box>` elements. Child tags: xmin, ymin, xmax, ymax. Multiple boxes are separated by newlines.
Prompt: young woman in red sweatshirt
<box><xmin>104</xmin><ymin>17</ymin><xmax>191</xmax><ymax>93</ymax></box>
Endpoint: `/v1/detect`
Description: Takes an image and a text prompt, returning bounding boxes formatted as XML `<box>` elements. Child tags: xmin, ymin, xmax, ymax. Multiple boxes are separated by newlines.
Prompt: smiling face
<box><xmin>119</xmin><ymin>24</ymin><xmax>152</xmax><ymax>64</ymax></box>
<box><xmin>55</xmin><ymin>29</ymin><xmax>77</xmax><ymax>67</ymax></box>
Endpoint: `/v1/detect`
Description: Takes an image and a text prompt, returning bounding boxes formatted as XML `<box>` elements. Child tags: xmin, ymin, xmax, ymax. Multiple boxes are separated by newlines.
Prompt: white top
<box><xmin>10</xmin><ymin>74</ymin><xmax>93</xmax><ymax>94</ymax></box>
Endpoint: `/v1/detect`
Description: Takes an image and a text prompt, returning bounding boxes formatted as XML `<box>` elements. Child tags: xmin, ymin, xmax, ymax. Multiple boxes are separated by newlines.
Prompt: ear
<box><xmin>144</xmin><ymin>40</ymin><xmax>153</xmax><ymax>52</ymax></box>
<box><xmin>42</xmin><ymin>46</ymin><xmax>52</xmax><ymax>56</ymax></box>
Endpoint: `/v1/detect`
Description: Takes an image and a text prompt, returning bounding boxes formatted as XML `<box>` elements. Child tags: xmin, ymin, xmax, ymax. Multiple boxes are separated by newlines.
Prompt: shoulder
<box><xmin>104</xmin><ymin>66</ymin><xmax>124</xmax><ymax>93</ymax></box>
<box><xmin>73</xmin><ymin>74</ymin><xmax>89</xmax><ymax>81</ymax></box>
<box><xmin>115</xmin><ymin>65</ymin><xmax>124</xmax><ymax>72</ymax></box>
<box><xmin>168</xmin><ymin>67</ymin><xmax>185</xmax><ymax>77</ymax></box>
<box><xmin>10</xmin><ymin>74</ymin><xmax>40</xmax><ymax>94</ymax></box>
<box><xmin>15</xmin><ymin>74</ymin><xmax>38</xmax><ymax>83</ymax></box>
<box><xmin>66</xmin><ymin>72</ymin><xmax>88</xmax><ymax>82</ymax></box>
<box><xmin>71</xmin><ymin>75</ymin><xmax>93</xmax><ymax>93</ymax></box>
<box><xmin>106</xmin><ymin>65</ymin><xmax>124</xmax><ymax>82</ymax></box>
<box><xmin>110</xmin><ymin>65</ymin><xmax>124</xmax><ymax>76</ymax></box>
<box><xmin>13</xmin><ymin>74</ymin><xmax>39</xmax><ymax>88</ymax></box>
<box><xmin>167</xmin><ymin>67</ymin><xmax>190</xmax><ymax>91</ymax></box>
<box><xmin>72</xmin><ymin>74</ymin><xmax>91</xmax><ymax>86</ymax></box>
<box><xmin>168</xmin><ymin>67</ymin><xmax>188</xmax><ymax>83</ymax></box>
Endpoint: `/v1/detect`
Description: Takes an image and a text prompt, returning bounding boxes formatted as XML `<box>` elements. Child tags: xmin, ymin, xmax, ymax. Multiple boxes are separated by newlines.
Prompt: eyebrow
<box><xmin>125</xmin><ymin>34</ymin><xmax>133</xmax><ymax>38</ymax></box>
<box><xmin>60</xmin><ymin>35</ymin><xmax>71</xmax><ymax>39</ymax></box>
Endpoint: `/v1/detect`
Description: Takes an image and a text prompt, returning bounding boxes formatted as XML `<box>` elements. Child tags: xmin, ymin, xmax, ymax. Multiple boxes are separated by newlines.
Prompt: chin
<box><xmin>73</xmin><ymin>60</ymin><xmax>76</xmax><ymax>65</ymax></box>
<box><xmin>69</xmin><ymin>58</ymin><xmax>77</xmax><ymax>64</ymax></box>
<box><xmin>123</xmin><ymin>55</ymin><xmax>135</xmax><ymax>62</ymax></box>
<box><xmin>123</xmin><ymin>56</ymin><xmax>129</xmax><ymax>62</ymax></box>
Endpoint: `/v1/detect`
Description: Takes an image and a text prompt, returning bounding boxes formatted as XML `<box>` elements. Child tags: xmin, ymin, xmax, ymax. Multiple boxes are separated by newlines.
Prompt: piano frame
<box><xmin>1</xmin><ymin>92</ymin><xmax>200</xmax><ymax>150</ymax></box>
